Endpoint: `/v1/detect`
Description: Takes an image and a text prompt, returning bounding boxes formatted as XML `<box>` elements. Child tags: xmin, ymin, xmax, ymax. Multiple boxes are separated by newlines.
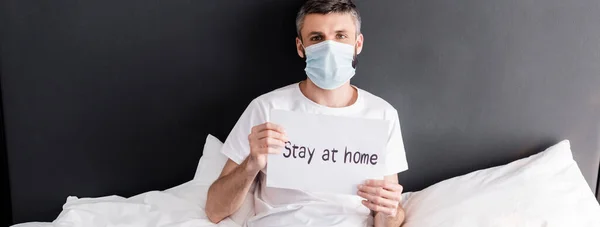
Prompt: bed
<box><xmin>9</xmin><ymin>135</ymin><xmax>600</xmax><ymax>227</ymax></box>
<box><xmin>3</xmin><ymin>0</ymin><xmax>600</xmax><ymax>226</ymax></box>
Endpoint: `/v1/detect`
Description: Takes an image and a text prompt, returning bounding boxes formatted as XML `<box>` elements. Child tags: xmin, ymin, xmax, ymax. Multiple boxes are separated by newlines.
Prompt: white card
<box><xmin>266</xmin><ymin>109</ymin><xmax>390</xmax><ymax>195</ymax></box>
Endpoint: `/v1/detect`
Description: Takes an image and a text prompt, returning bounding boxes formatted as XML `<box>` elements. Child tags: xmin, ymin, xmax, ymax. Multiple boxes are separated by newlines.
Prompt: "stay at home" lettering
<box><xmin>282</xmin><ymin>141</ymin><xmax>378</xmax><ymax>166</ymax></box>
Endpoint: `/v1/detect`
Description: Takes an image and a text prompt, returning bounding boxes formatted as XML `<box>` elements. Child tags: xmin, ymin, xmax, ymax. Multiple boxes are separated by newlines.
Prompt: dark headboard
<box><xmin>2</xmin><ymin>0</ymin><xmax>599</xmax><ymax>224</ymax></box>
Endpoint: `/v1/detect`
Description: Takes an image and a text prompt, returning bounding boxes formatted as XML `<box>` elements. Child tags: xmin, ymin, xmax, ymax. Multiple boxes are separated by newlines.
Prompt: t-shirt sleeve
<box><xmin>384</xmin><ymin>109</ymin><xmax>409</xmax><ymax>175</ymax></box>
<box><xmin>221</xmin><ymin>99</ymin><xmax>267</xmax><ymax>164</ymax></box>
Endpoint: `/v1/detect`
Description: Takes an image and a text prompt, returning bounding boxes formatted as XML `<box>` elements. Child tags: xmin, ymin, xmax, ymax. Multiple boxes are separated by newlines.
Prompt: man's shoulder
<box><xmin>356</xmin><ymin>87</ymin><xmax>398</xmax><ymax>113</ymax></box>
<box><xmin>249</xmin><ymin>83</ymin><xmax>298</xmax><ymax>106</ymax></box>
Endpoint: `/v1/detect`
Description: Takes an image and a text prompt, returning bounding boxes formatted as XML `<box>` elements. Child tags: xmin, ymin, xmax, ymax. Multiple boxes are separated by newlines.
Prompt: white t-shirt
<box><xmin>221</xmin><ymin>82</ymin><xmax>408</xmax><ymax>227</ymax></box>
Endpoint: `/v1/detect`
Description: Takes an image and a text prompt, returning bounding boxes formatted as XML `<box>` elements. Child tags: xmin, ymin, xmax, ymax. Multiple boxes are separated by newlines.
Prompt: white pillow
<box><xmin>192</xmin><ymin>134</ymin><xmax>256</xmax><ymax>224</ymax></box>
<box><xmin>402</xmin><ymin>140</ymin><xmax>600</xmax><ymax>227</ymax></box>
<box><xmin>193</xmin><ymin>134</ymin><xmax>228</xmax><ymax>185</ymax></box>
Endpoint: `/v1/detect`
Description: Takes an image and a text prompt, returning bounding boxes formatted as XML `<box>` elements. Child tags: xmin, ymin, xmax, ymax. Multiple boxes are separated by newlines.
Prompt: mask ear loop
<box><xmin>352</xmin><ymin>42</ymin><xmax>358</xmax><ymax>69</ymax></box>
<box><xmin>300</xmin><ymin>42</ymin><xmax>307</xmax><ymax>60</ymax></box>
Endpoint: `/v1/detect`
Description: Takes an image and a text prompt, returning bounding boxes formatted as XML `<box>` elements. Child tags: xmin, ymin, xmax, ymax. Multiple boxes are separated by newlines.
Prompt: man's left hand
<box><xmin>357</xmin><ymin>179</ymin><xmax>404</xmax><ymax>217</ymax></box>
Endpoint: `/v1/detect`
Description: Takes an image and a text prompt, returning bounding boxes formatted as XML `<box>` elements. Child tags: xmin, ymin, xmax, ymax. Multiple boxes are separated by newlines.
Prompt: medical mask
<box><xmin>303</xmin><ymin>40</ymin><xmax>357</xmax><ymax>90</ymax></box>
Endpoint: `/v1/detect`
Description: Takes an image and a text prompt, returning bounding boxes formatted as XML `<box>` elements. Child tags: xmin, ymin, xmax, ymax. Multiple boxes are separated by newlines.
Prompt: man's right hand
<box><xmin>247</xmin><ymin>122</ymin><xmax>288</xmax><ymax>172</ymax></box>
<box><xmin>207</xmin><ymin>122</ymin><xmax>287</xmax><ymax>223</ymax></box>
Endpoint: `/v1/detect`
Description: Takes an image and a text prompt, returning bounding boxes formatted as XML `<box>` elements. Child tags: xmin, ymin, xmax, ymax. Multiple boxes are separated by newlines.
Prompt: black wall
<box><xmin>1</xmin><ymin>67</ymin><xmax>11</xmax><ymax>227</ymax></box>
<box><xmin>1</xmin><ymin>0</ymin><xmax>307</xmax><ymax>223</ymax></box>
<box><xmin>1</xmin><ymin>4</ymin><xmax>12</xmax><ymax>225</ymax></box>
<box><xmin>2</xmin><ymin>0</ymin><xmax>600</xmax><ymax>224</ymax></box>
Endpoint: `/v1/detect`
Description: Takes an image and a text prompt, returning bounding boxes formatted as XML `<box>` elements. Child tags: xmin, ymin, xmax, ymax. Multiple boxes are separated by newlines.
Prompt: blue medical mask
<box><xmin>303</xmin><ymin>40</ymin><xmax>357</xmax><ymax>90</ymax></box>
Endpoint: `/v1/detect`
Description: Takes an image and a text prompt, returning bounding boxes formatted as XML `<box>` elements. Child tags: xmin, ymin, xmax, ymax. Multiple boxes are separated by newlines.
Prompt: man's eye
<box><xmin>310</xmin><ymin>36</ymin><xmax>322</xmax><ymax>41</ymax></box>
<box><xmin>336</xmin><ymin>34</ymin><xmax>347</xmax><ymax>39</ymax></box>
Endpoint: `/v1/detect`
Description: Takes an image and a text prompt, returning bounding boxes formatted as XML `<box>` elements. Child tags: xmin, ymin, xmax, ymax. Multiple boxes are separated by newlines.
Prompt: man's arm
<box><xmin>373</xmin><ymin>175</ymin><xmax>405</xmax><ymax>227</ymax></box>
<box><xmin>205</xmin><ymin>158</ymin><xmax>259</xmax><ymax>223</ymax></box>
<box><xmin>205</xmin><ymin>122</ymin><xmax>287</xmax><ymax>223</ymax></box>
<box><xmin>359</xmin><ymin>174</ymin><xmax>406</xmax><ymax>227</ymax></box>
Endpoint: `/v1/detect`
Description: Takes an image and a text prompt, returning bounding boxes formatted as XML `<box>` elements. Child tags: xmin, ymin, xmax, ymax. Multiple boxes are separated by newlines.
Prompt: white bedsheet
<box><xmin>11</xmin><ymin>180</ymin><xmax>254</xmax><ymax>227</ymax></box>
<box><xmin>12</xmin><ymin>141</ymin><xmax>599</xmax><ymax>227</ymax></box>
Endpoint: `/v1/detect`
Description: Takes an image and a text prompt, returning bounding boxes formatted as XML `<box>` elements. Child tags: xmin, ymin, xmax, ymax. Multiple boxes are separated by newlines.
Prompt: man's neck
<box><xmin>299</xmin><ymin>79</ymin><xmax>358</xmax><ymax>108</ymax></box>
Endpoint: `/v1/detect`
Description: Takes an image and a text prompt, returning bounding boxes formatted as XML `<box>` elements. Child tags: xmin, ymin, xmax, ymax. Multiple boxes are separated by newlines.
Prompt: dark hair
<box><xmin>295</xmin><ymin>0</ymin><xmax>362</xmax><ymax>38</ymax></box>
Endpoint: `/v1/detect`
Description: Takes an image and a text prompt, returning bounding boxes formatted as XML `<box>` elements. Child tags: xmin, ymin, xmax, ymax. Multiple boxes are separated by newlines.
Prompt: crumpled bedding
<box><xmin>11</xmin><ymin>180</ymin><xmax>254</xmax><ymax>227</ymax></box>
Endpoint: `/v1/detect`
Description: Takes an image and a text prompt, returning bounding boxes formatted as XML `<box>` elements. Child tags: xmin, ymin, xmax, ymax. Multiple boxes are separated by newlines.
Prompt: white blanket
<box><xmin>12</xmin><ymin>180</ymin><xmax>254</xmax><ymax>227</ymax></box>
<box><xmin>12</xmin><ymin>140</ymin><xmax>600</xmax><ymax>227</ymax></box>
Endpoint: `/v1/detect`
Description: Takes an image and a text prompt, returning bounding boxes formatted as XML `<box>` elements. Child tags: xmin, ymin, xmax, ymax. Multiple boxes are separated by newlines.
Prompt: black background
<box><xmin>1</xmin><ymin>66</ymin><xmax>11</xmax><ymax>227</ymax></box>
<box><xmin>2</xmin><ymin>0</ymin><xmax>600</xmax><ymax>224</ymax></box>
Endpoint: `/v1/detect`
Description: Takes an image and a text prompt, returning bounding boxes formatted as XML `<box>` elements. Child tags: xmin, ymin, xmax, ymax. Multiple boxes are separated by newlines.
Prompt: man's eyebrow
<box><xmin>335</xmin><ymin>29</ymin><xmax>348</xmax><ymax>33</ymax></box>
<box><xmin>307</xmin><ymin>31</ymin><xmax>324</xmax><ymax>36</ymax></box>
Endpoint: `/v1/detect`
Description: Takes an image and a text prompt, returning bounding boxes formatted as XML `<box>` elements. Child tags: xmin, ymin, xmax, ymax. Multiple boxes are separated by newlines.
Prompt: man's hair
<box><xmin>295</xmin><ymin>0</ymin><xmax>362</xmax><ymax>38</ymax></box>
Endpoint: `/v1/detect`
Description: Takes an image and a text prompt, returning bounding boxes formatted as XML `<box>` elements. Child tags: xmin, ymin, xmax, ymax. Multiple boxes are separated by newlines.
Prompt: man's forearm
<box><xmin>205</xmin><ymin>158</ymin><xmax>259</xmax><ymax>223</ymax></box>
<box><xmin>374</xmin><ymin>207</ymin><xmax>405</xmax><ymax>227</ymax></box>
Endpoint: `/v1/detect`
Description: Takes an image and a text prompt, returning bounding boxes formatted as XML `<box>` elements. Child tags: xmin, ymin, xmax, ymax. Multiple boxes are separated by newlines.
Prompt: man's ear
<box><xmin>296</xmin><ymin>37</ymin><xmax>305</xmax><ymax>58</ymax></box>
<box><xmin>356</xmin><ymin>33</ymin><xmax>364</xmax><ymax>55</ymax></box>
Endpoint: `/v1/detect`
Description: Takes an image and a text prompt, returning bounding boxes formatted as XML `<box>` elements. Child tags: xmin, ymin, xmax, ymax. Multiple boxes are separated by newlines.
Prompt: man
<box><xmin>206</xmin><ymin>0</ymin><xmax>409</xmax><ymax>226</ymax></box>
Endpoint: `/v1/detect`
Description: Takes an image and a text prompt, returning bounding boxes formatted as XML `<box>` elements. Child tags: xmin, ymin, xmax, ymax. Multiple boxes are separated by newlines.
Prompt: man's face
<box><xmin>296</xmin><ymin>13</ymin><xmax>364</xmax><ymax>58</ymax></box>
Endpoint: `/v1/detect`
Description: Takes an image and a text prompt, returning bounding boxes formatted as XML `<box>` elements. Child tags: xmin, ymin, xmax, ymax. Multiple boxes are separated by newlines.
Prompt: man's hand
<box><xmin>206</xmin><ymin>123</ymin><xmax>286</xmax><ymax>223</ymax></box>
<box><xmin>247</xmin><ymin>122</ymin><xmax>288</xmax><ymax>172</ymax></box>
<box><xmin>357</xmin><ymin>179</ymin><xmax>404</xmax><ymax>217</ymax></box>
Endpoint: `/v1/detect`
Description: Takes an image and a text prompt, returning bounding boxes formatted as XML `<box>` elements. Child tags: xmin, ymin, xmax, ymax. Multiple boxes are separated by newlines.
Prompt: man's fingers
<box><xmin>255</xmin><ymin>129</ymin><xmax>288</xmax><ymax>142</ymax></box>
<box><xmin>361</xmin><ymin>200</ymin><xmax>396</xmax><ymax>217</ymax></box>
<box><xmin>357</xmin><ymin>191</ymin><xmax>398</xmax><ymax>209</ymax></box>
<box><xmin>252</xmin><ymin>138</ymin><xmax>284</xmax><ymax>154</ymax></box>
<box><xmin>358</xmin><ymin>185</ymin><xmax>401</xmax><ymax>201</ymax></box>
<box><xmin>260</xmin><ymin>137</ymin><xmax>285</xmax><ymax>148</ymax></box>
<box><xmin>251</xmin><ymin>122</ymin><xmax>285</xmax><ymax>134</ymax></box>
<box><xmin>267</xmin><ymin>147</ymin><xmax>281</xmax><ymax>154</ymax></box>
<box><xmin>251</xmin><ymin>137</ymin><xmax>285</xmax><ymax>149</ymax></box>
<box><xmin>364</xmin><ymin>179</ymin><xmax>403</xmax><ymax>192</ymax></box>
<box><xmin>254</xmin><ymin>147</ymin><xmax>281</xmax><ymax>155</ymax></box>
<box><xmin>265</xmin><ymin>122</ymin><xmax>285</xmax><ymax>134</ymax></box>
